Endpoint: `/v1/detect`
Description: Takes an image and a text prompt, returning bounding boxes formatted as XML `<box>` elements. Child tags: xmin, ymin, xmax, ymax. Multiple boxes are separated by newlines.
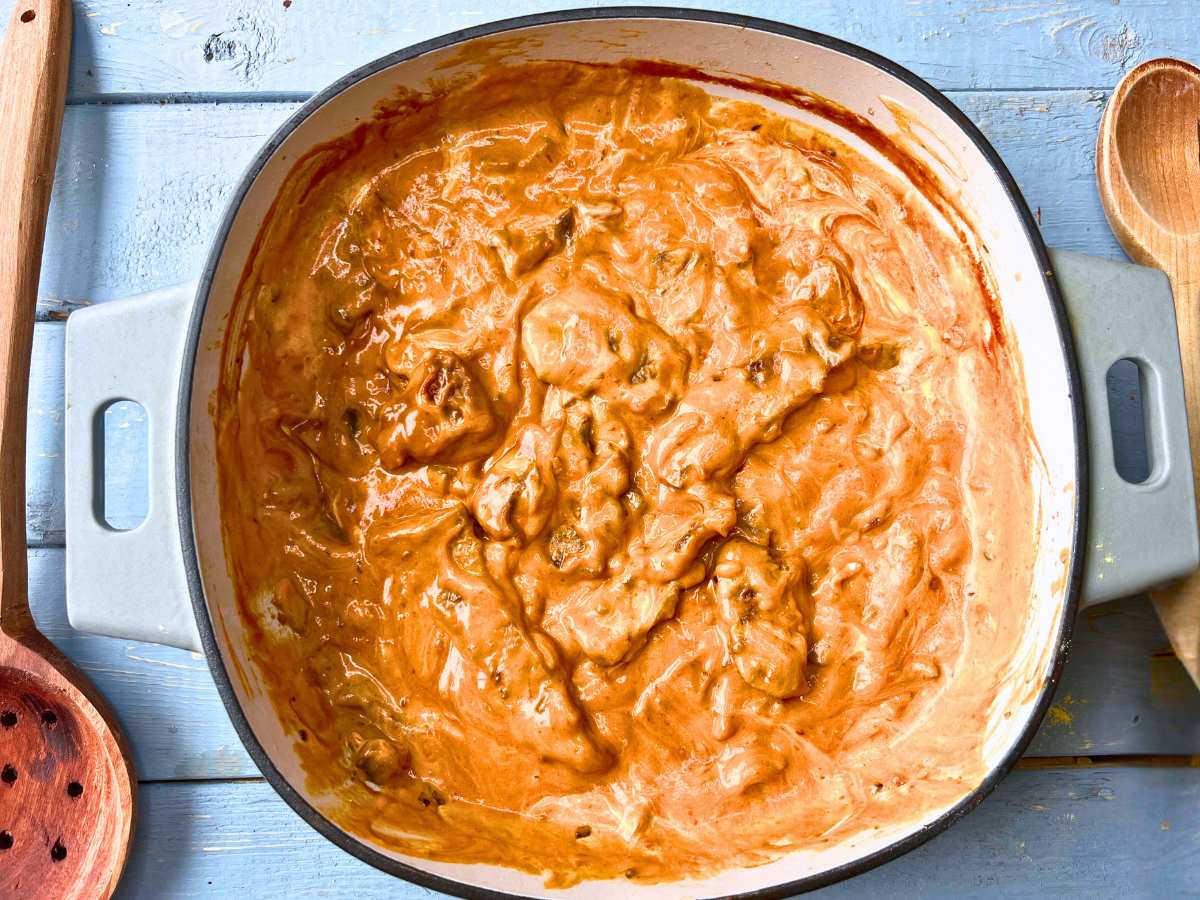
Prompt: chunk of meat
<box><xmin>645</xmin><ymin>348</ymin><xmax>829</xmax><ymax>488</ymax></box>
<box><xmin>714</xmin><ymin>730</ymin><xmax>786</xmax><ymax>794</ymax></box>
<box><xmin>630</xmin><ymin>483</ymin><xmax>737</xmax><ymax>583</ymax></box>
<box><xmin>549</xmin><ymin>400</ymin><xmax>632</xmax><ymax>576</ymax></box>
<box><xmin>351</xmin><ymin>734</ymin><xmax>412</xmax><ymax>787</ymax></box>
<box><xmin>547</xmin><ymin>577</ymin><xmax>681</xmax><ymax>666</ymax></box>
<box><xmin>424</xmin><ymin>517</ymin><xmax>609</xmax><ymax>772</ymax></box>
<box><xmin>861</xmin><ymin>519</ymin><xmax>925</xmax><ymax>642</ymax></box>
<box><xmin>711</xmin><ymin>540</ymin><xmax>809</xmax><ymax>698</ymax></box>
<box><xmin>645</xmin><ymin>259</ymin><xmax>866</xmax><ymax>488</ymax></box>
<box><xmin>374</xmin><ymin>349</ymin><xmax>498</xmax><ymax>469</ymax></box>
<box><xmin>490</xmin><ymin>209</ymin><xmax>575</xmax><ymax>278</ymax></box>
<box><xmin>521</xmin><ymin>283</ymin><xmax>687</xmax><ymax>416</ymax></box>
<box><xmin>787</xmin><ymin>257</ymin><xmax>865</xmax><ymax>354</ymax></box>
<box><xmin>471</xmin><ymin>425</ymin><xmax>558</xmax><ymax>541</ymax></box>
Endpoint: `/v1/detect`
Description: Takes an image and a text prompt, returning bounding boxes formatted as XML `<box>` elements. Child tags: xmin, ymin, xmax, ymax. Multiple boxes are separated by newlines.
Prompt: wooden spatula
<box><xmin>0</xmin><ymin>1</ymin><xmax>136</xmax><ymax>896</ymax></box>
<box><xmin>1097</xmin><ymin>57</ymin><xmax>1200</xmax><ymax>686</ymax></box>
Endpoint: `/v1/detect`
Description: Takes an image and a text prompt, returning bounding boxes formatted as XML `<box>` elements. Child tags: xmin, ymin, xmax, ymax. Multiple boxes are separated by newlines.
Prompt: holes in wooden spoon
<box><xmin>19</xmin><ymin>10</ymin><xmax>35</xmax><ymax>23</ymax></box>
<box><xmin>41</xmin><ymin>709</ymin><xmax>57</xmax><ymax>727</ymax></box>
<box><xmin>67</xmin><ymin>781</ymin><xmax>83</xmax><ymax>799</ymax></box>
<box><xmin>0</xmin><ymin>765</ymin><xmax>16</xmax><ymax>785</ymax></box>
<box><xmin>0</xmin><ymin>711</ymin><xmax>15</xmax><ymax>728</ymax></box>
<box><xmin>0</xmin><ymin>831</ymin><xmax>11</xmax><ymax>850</ymax></box>
<box><xmin>50</xmin><ymin>840</ymin><xmax>66</xmax><ymax>862</ymax></box>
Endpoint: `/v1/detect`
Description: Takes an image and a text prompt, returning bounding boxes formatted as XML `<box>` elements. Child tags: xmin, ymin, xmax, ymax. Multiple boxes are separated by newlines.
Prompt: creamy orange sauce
<box><xmin>216</xmin><ymin>61</ymin><xmax>1035</xmax><ymax>885</ymax></box>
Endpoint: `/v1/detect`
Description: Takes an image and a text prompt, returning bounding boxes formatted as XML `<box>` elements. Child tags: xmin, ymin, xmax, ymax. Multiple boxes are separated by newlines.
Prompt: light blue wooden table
<box><xmin>8</xmin><ymin>0</ymin><xmax>1200</xmax><ymax>896</ymax></box>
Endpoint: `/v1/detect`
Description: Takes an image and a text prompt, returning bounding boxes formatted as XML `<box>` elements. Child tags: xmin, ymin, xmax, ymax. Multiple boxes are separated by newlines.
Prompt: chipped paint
<box><xmin>124</xmin><ymin>649</ymin><xmax>208</xmax><ymax>672</ymax></box>
<box><xmin>1149</xmin><ymin>647</ymin><xmax>1193</xmax><ymax>702</ymax></box>
<box><xmin>160</xmin><ymin>11</ymin><xmax>205</xmax><ymax>39</ymax></box>
<box><xmin>203</xmin><ymin>843</ymin><xmax>297</xmax><ymax>852</ymax></box>
<box><xmin>99</xmin><ymin>21</ymin><xmax>122</xmax><ymax>35</ymax></box>
<box><xmin>199</xmin><ymin>4</ymin><xmax>280</xmax><ymax>84</ymax></box>
<box><xmin>1091</xmin><ymin>21</ymin><xmax>1143</xmax><ymax>68</ymax></box>
<box><xmin>1049</xmin><ymin>14</ymin><xmax>1099</xmax><ymax>41</ymax></box>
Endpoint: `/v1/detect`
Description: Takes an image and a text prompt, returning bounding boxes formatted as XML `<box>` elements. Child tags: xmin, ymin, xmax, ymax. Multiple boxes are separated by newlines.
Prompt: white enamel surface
<box><xmin>186</xmin><ymin>16</ymin><xmax>1076</xmax><ymax>898</ymax></box>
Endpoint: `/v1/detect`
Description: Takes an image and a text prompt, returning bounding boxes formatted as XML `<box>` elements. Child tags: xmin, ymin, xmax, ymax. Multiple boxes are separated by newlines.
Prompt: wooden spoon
<box><xmin>0</xmin><ymin>1</ymin><xmax>136</xmax><ymax>896</ymax></box>
<box><xmin>1098</xmin><ymin>57</ymin><xmax>1200</xmax><ymax>685</ymax></box>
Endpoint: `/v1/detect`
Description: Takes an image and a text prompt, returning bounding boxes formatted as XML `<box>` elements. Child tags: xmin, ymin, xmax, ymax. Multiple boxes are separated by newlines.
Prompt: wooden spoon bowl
<box><xmin>0</xmin><ymin>642</ymin><xmax>133</xmax><ymax>898</ymax></box>
<box><xmin>1103</xmin><ymin>58</ymin><xmax>1200</xmax><ymax>246</ymax></box>
<box><xmin>0</xmin><ymin>1</ymin><xmax>136</xmax><ymax>896</ymax></box>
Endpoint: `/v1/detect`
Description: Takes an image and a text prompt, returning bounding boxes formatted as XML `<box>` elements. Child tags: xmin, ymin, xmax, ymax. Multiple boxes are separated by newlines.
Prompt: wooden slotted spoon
<box><xmin>0</xmin><ymin>0</ymin><xmax>136</xmax><ymax>896</ymax></box>
<box><xmin>1097</xmin><ymin>57</ymin><xmax>1200</xmax><ymax>685</ymax></box>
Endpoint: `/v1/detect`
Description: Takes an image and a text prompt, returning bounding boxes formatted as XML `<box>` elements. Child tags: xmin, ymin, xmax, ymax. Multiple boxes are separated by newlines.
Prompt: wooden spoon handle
<box><xmin>1151</xmin><ymin>265</ymin><xmax>1200</xmax><ymax>680</ymax></box>
<box><xmin>0</xmin><ymin>0</ymin><xmax>71</xmax><ymax>631</ymax></box>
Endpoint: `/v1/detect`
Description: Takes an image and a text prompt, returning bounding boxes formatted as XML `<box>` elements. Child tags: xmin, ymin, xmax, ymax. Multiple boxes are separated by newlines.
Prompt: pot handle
<box><xmin>1050</xmin><ymin>248</ymin><xmax>1200</xmax><ymax>608</ymax></box>
<box><xmin>64</xmin><ymin>283</ymin><xmax>202</xmax><ymax>651</ymax></box>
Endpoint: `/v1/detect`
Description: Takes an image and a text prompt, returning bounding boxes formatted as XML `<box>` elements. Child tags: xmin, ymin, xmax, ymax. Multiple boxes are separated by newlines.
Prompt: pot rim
<box><xmin>176</xmin><ymin>8</ymin><xmax>1087</xmax><ymax>898</ymax></box>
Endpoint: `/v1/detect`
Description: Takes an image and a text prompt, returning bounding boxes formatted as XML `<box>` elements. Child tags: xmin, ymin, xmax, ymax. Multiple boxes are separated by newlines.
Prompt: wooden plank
<box><xmin>0</xmin><ymin>0</ymin><xmax>1193</xmax><ymax>99</ymax></box>
<box><xmin>111</xmin><ymin>766</ymin><xmax>1200</xmax><ymax>897</ymax></box>
<box><xmin>27</xmin><ymin>324</ymin><xmax>64</xmax><ymax>546</ymax></box>
<box><xmin>23</xmin><ymin>545</ymin><xmax>1200</xmax><ymax>783</ymax></box>
<box><xmin>952</xmin><ymin>88</ymin><xmax>1120</xmax><ymax>260</ymax></box>
<box><xmin>39</xmin><ymin>102</ymin><xmax>296</xmax><ymax>313</ymax></box>
<box><xmin>1029</xmin><ymin>600</ymin><xmax>1200</xmax><ymax>756</ymax></box>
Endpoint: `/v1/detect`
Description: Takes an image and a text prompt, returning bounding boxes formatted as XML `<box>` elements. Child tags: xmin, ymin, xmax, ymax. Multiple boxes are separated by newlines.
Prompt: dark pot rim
<box><xmin>176</xmin><ymin>8</ymin><xmax>1086</xmax><ymax>899</ymax></box>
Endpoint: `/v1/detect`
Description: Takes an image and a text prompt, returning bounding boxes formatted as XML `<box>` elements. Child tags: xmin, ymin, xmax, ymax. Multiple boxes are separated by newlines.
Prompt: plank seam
<box><xmin>67</xmin><ymin>91</ymin><xmax>314</xmax><ymax>106</ymax></box>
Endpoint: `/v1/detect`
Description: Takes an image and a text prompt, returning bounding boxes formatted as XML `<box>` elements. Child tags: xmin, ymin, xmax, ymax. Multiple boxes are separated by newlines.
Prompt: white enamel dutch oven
<box><xmin>60</xmin><ymin>9</ymin><xmax>1200</xmax><ymax>898</ymax></box>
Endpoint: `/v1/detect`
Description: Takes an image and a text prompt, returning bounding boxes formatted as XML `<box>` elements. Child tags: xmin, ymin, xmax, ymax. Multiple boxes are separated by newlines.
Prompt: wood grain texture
<box><xmin>0</xmin><ymin>0</ymin><xmax>1192</xmax><ymax>99</ymax></box>
<box><xmin>0</xmin><ymin>0</ymin><xmax>69</xmax><ymax>633</ymax></box>
<box><xmin>112</xmin><ymin>767</ymin><xmax>1200</xmax><ymax>898</ymax></box>
<box><xmin>0</xmin><ymin>2</ymin><xmax>135</xmax><ymax>897</ymax></box>
<box><xmin>1097</xmin><ymin>58</ymin><xmax>1200</xmax><ymax>687</ymax></box>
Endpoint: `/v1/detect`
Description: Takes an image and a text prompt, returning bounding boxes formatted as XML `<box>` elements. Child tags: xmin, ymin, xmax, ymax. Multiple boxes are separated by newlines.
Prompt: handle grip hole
<box><xmin>1106</xmin><ymin>358</ymin><xmax>1152</xmax><ymax>484</ymax></box>
<box><xmin>92</xmin><ymin>400</ymin><xmax>149</xmax><ymax>531</ymax></box>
